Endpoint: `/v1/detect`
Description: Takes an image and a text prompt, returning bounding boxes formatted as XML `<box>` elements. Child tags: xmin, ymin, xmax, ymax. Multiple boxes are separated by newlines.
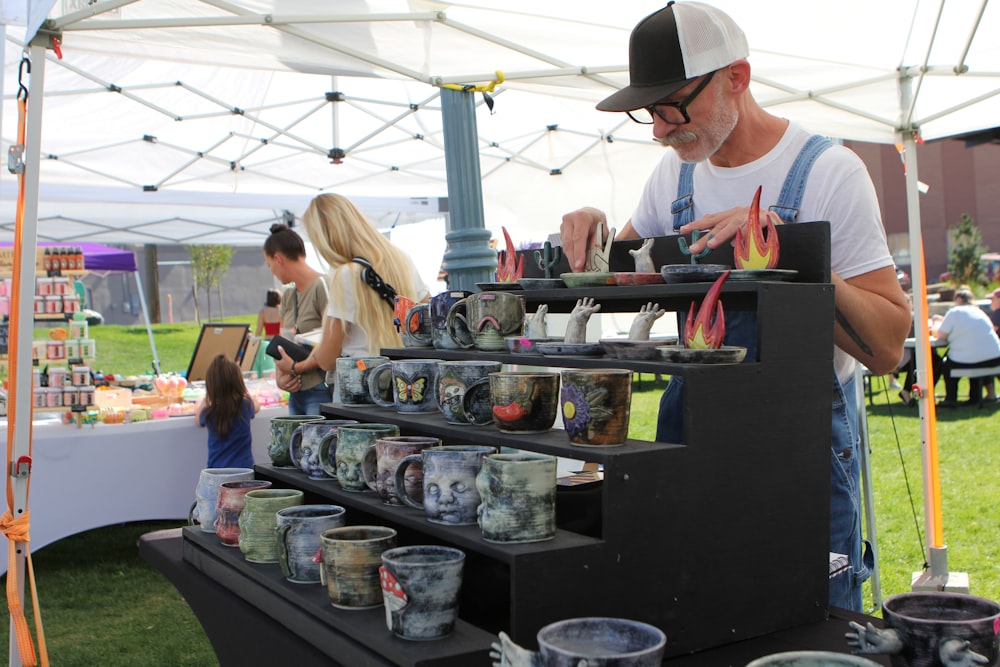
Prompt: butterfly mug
<box><xmin>367</xmin><ymin>359</ymin><xmax>439</xmax><ymax>414</ymax></box>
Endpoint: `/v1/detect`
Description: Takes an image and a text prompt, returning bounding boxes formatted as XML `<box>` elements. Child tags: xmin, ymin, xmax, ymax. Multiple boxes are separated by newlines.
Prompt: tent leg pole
<box><xmin>133</xmin><ymin>269</ymin><xmax>161</xmax><ymax>375</ymax></box>
<box><xmin>855</xmin><ymin>365</ymin><xmax>881</xmax><ymax>611</ymax></box>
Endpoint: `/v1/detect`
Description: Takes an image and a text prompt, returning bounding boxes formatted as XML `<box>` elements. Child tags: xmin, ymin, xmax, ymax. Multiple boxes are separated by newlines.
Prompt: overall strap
<box><xmin>769</xmin><ymin>135</ymin><xmax>834</xmax><ymax>223</ymax></box>
<box><xmin>670</xmin><ymin>162</ymin><xmax>697</xmax><ymax>231</ymax></box>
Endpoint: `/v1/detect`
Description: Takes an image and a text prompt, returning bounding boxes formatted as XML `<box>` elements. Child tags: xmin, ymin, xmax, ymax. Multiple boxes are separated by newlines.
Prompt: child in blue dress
<box><xmin>195</xmin><ymin>354</ymin><xmax>260</xmax><ymax>468</ymax></box>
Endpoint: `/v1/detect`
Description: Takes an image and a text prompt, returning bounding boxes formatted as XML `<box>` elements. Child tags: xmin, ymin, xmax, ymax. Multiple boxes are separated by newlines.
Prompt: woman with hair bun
<box><xmin>273</xmin><ymin>194</ymin><xmax>429</xmax><ymax>398</ymax></box>
<box><xmin>263</xmin><ymin>222</ymin><xmax>331</xmax><ymax>415</ymax></box>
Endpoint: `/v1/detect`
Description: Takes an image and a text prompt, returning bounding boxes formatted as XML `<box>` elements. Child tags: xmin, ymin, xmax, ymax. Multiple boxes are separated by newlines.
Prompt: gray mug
<box><xmin>476</xmin><ymin>452</ymin><xmax>557</xmax><ymax>543</ymax></box>
<box><xmin>332</xmin><ymin>423</ymin><xmax>400</xmax><ymax>491</ymax></box>
<box><xmin>446</xmin><ymin>291</ymin><xmax>525</xmax><ymax>351</ymax></box>
<box><xmin>394</xmin><ymin>445</ymin><xmax>497</xmax><ymax>525</ymax></box>
<box><xmin>335</xmin><ymin>356</ymin><xmax>389</xmax><ymax>405</ymax></box>
<box><xmin>367</xmin><ymin>359</ymin><xmax>439</xmax><ymax>413</ymax></box>
<box><xmin>437</xmin><ymin>360</ymin><xmax>501</xmax><ymax>425</ymax></box>
<box><xmin>275</xmin><ymin>504</ymin><xmax>346</xmax><ymax>583</ymax></box>
<box><xmin>380</xmin><ymin>545</ymin><xmax>465</xmax><ymax>640</ymax></box>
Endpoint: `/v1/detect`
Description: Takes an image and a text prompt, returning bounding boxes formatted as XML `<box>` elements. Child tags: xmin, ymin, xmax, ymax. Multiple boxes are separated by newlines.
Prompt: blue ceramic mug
<box><xmin>393</xmin><ymin>445</ymin><xmax>497</xmax><ymax>525</ymax></box>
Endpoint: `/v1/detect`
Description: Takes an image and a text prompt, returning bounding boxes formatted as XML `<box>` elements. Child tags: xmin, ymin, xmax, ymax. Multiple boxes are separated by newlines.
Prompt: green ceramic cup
<box><xmin>268</xmin><ymin>415</ymin><xmax>323</xmax><ymax>467</ymax></box>
<box><xmin>238</xmin><ymin>488</ymin><xmax>303</xmax><ymax>563</ymax></box>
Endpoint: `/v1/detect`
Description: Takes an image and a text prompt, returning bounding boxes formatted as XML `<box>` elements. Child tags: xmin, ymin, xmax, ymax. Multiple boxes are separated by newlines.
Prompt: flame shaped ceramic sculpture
<box><xmin>734</xmin><ymin>186</ymin><xmax>780</xmax><ymax>270</ymax></box>
<box><xmin>496</xmin><ymin>227</ymin><xmax>525</xmax><ymax>283</ymax></box>
<box><xmin>684</xmin><ymin>270</ymin><xmax>731</xmax><ymax>350</ymax></box>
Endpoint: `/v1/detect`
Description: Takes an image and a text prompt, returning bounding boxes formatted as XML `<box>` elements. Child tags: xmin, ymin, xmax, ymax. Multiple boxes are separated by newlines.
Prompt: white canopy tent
<box><xmin>4</xmin><ymin>1</ymin><xmax>1000</xmax><ymax>662</ymax></box>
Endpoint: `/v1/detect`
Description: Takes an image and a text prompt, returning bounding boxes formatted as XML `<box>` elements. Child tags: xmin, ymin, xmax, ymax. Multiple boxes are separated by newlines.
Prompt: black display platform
<box><xmin>140</xmin><ymin>528</ymin><xmax>890</xmax><ymax>667</ymax></box>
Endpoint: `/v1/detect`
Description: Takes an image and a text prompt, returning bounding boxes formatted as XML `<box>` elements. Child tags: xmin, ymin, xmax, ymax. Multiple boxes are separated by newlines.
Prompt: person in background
<box><xmin>255</xmin><ymin>288</ymin><xmax>283</xmax><ymax>337</ymax></box>
<box><xmin>251</xmin><ymin>288</ymin><xmax>282</xmax><ymax>377</ymax></box>
<box><xmin>195</xmin><ymin>354</ymin><xmax>260</xmax><ymax>468</ymax></box>
<box><xmin>263</xmin><ymin>223</ymin><xmax>330</xmax><ymax>415</ymax></box>
<box><xmin>273</xmin><ymin>194</ymin><xmax>429</xmax><ymax>396</ymax></box>
<box><xmin>935</xmin><ymin>289</ymin><xmax>1000</xmax><ymax>407</ymax></box>
<box><xmin>558</xmin><ymin>1</ymin><xmax>911</xmax><ymax>611</ymax></box>
<box><xmin>988</xmin><ymin>288</ymin><xmax>1000</xmax><ymax>399</ymax></box>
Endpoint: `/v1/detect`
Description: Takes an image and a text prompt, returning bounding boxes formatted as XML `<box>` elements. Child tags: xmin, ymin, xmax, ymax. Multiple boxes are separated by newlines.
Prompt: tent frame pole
<box><xmin>132</xmin><ymin>269</ymin><xmax>160</xmax><ymax>375</ymax></box>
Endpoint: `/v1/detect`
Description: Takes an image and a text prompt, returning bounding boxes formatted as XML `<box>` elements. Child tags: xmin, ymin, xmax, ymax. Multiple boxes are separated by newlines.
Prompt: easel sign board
<box><xmin>186</xmin><ymin>323</ymin><xmax>250</xmax><ymax>382</ymax></box>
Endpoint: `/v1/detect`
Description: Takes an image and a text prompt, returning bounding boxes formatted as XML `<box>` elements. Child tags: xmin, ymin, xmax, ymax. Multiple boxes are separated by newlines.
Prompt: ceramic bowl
<box><xmin>600</xmin><ymin>339</ymin><xmax>666</xmax><ymax>360</ymax></box>
<box><xmin>613</xmin><ymin>272</ymin><xmax>665</xmax><ymax>286</ymax></box>
<box><xmin>518</xmin><ymin>278</ymin><xmax>565</xmax><ymax>290</ymax></box>
<box><xmin>657</xmin><ymin>345</ymin><xmax>747</xmax><ymax>364</ymax></box>
<box><xmin>659</xmin><ymin>264</ymin><xmax>730</xmax><ymax>284</ymax></box>
<box><xmin>559</xmin><ymin>272</ymin><xmax>616</xmax><ymax>288</ymax></box>
<box><xmin>505</xmin><ymin>336</ymin><xmax>564</xmax><ymax>354</ymax></box>
<box><xmin>536</xmin><ymin>342</ymin><xmax>604</xmax><ymax>356</ymax></box>
<box><xmin>728</xmin><ymin>268</ymin><xmax>799</xmax><ymax>282</ymax></box>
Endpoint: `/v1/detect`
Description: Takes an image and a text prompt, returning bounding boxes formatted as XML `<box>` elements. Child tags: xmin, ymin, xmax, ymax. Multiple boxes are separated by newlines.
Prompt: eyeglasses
<box><xmin>626</xmin><ymin>71</ymin><xmax>716</xmax><ymax>125</ymax></box>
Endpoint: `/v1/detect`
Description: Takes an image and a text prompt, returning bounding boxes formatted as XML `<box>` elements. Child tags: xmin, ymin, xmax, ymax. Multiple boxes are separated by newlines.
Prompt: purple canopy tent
<box><xmin>3</xmin><ymin>242</ymin><xmax>160</xmax><ymax>373</ymax></box>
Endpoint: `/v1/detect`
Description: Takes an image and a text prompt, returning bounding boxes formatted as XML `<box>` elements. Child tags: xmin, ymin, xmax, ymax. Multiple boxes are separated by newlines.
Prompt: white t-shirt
<box><xmin>630</xmin><ymin>121</ymin><xmax>894</xmax><ymax>383</ymax></box>
<box><xmin>327</xmin><ymin>255</ymin><xmax>430</xmax><ymax>358</ymax></box>
<box><xmin>938</xmin><ymin>305</ymin><xmax>1000</xmax><ymax>363</ymax></box>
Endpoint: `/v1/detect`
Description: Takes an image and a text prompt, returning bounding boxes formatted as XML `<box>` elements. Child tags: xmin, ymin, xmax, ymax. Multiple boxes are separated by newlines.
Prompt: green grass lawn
<box><xmin>3</xmin><ymin>326</ymin><xmax>999</xmax><ymax>662</ymax></box>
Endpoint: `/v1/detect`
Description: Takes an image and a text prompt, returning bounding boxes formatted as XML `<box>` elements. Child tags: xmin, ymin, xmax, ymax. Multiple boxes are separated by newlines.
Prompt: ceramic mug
<box><xmin>494</xmin><ymin>616</ymin><xmax>667</xmax><ymax>667</ymax></box>
<box><xmin>488</xmin><ymin>371</ymin><xmax>560</xmax><ymax>434</ymax></box>
<box><xmin>380</xmin><ymin>545</ymin><xmax>466</xmax><ymax>640</ymax></box>
<box><xmin>429</xmin><ymin>290</ymin><xmax>473</xmax><ymax>350</ymax></box>
<box><xmin>361</xmin><ymin>435</ymin><xmax>440</xmax><ymax>506</ymax></box>
<box><xmin>332</xmin><ymin>423</ymin><xmax>400</xmax><ymax>491</ymax></box>
<box><xmin>321</xmin><ymin>525</ymin><xmax>398</xmax><ymax>609</ymax></box>
<box><xmin>214</xmin><ymin>479</ymin><xmax>272</xmax><ymax>546</ymax></box>
<box><xmin>393</xmin><ymin>296</ymin><xmax>432</xmax><ymax>348</ymax></box>
<box><xmin>191</xmin><ymin>467</ymin><xmax>255</xmax><ymax>533</ymax></box>
<box><xmin>367</xmin><ymin>359</ymin><xmax>439</xmax><ymax>414</ymax></box>
<box><xmin>437</xmin><ymin>360</ymin><xmax>501</xmax><ymax>425</ymax></box>
<box><xmin>289</xmin><ymin>419</ymin><xmax>359</xmax><ymax>479</ymax></box>
<box><xmin>275</xmin><ymin>504</ymin><xmax>346</xmax><ymax>584</ymax></box>
<box><xmin>446</xmin><ymin>291</ymin><xmax>525</xmax><ymax>351</ymax></box>
<box><xmin>560</xmin><ymin>369</ymin><xmax>633</xmax><ymax>447</ymax></box>
<box><xmin>238</xmin><ymin>488</ymin><xmax>304</xmax><ymax>563</ymax></box>
<box><xmin>476</xmin><ymin>452</ymin><xmax>557</xmax><ymax>543</ymax></box>
<box><xmin>394</xmin><ymin>445</ymin><xmax>497</xmax><ymax>525</ymax></box>
<box><xmin>335</xmin><ymin>356</ymin><xmax>390</xmax><ymax>405</ymax></box>
<box><xmin>268</xmin><ymin>415</ymin><xmax>324</xmax><ymax>467</ymax></box>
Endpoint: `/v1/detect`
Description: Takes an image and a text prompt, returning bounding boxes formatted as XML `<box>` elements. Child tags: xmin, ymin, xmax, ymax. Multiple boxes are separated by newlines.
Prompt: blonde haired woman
<box><xmin>274</xmin><ymin>194</ymin><xmax>430</xmax><ymax>398</ymax></box>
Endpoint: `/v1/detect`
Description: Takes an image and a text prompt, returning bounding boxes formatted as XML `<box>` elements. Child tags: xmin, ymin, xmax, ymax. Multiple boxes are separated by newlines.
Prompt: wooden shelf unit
<box><xmin>180</xmin><ymin>222</ymin><xmax>838</xmax><ymax>663</ymax></box>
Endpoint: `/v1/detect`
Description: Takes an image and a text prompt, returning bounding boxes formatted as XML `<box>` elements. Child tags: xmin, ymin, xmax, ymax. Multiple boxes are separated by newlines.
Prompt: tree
<box><xmin>946</xmin><ymin>213</ymin><xmax>988</xmax><ymax>287</ymax></box>
<box><xmin>187</xmin><ymin>245</ymin><xmax>235</xmax><ymax>323</ymax></box>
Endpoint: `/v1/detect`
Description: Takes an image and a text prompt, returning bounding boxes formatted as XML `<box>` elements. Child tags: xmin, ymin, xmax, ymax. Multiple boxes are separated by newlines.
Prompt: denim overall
<box><xmin>658</xmin><ymin>135</ymin><xmax>872</xmax><ymax>611</ymax></box>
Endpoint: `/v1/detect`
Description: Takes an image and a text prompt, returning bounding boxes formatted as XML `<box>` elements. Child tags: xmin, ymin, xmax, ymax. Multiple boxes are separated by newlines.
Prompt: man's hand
<box><xmin>679</xmin><ymin>207</ymin><xmax>782</xmax><ymax>255</ymax></box>
<box><xmin>560</xmin><ymin>208</ymin><xmax>607</xmax><ymax>273</ymax></box>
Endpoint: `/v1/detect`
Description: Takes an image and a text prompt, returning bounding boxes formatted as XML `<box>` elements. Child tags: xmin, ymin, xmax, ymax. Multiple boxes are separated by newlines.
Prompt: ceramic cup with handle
<box><xmin>393</xmin><ymin>296</ymin><xmax>432</xmax><ymax>348</ymax></box>
<box><xmin>332</xmin><ymin>423</ymin><xmax>400</xmax><ymax>491</ymax></box>
<box><xmin>488</xmin><ymin>371</ymin><xmax>560</xmax><ymax>434</ymax></box>
<box><xmin>335</xmin><ymin>356</ymin><xmax>390</xmax><ymax>405</ymax></box>
<box><xmin>321</xmin><ymin>525</ymin><xmax>398</xmax><ymax>610</ymax></box>
<box><xmin>379</xmin><ymin>545</ymin><xmax>466</xmax><ymax>641</ymax></box>
<box><xmin>361</xmin><ymin>435</ymin><xmax>440</xmax><ymax>506</ymax></box>
<box><xmin>393</xmin><ymin>445</ymin><xmax>497</xmax><ymax>525</ymax></box>
<box><xmin>446</xmin><ymin>291</ymin><xmax>525</xmax><ymax>352</ymax></box>
<box><xmin>492</xmin><ymin>616</ymin><xmax>666</xmax><ymax>667</ymax></box>
<box><xmin>275</xmin><ymin>504</ymin><xmax>346</xmax><ymax>584</ymax></box>
<box><xmin>429</xmin><ymin>290</ymin><xmax>473</xmax><ymax>350</ymax></box>
<box><xmin>437</xmin><ymin>360</ymin><xmax>501</xmax><ymax>425</ymax></box>
<box><xmin>476</xmin><ymin>452</ymin><xmax>557</xmax><ymax>543</ymax></box>
<box><xmin>367</xmin><ymin>359</ymin><xmax>439</xmax><ymax>414</ymax></box>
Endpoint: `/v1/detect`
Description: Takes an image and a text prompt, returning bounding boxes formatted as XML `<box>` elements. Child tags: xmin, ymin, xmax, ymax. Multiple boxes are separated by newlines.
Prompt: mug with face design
<box><xmin>331</xmin><ymin>423</ymin><xmax>400</xmax><ymax>491</ymax></box>
<box><xmin>393</xmin><ymin>445</ymin><xmax>497</xmax><ymax>525</ymax></box>
<box><xmin>437</xmin><ymin>360</ymin><xmax>501</xmax><ymax>425</ymax></box>
<box><xmin>361</xmin><ymin>435</ymin><xmax>440</xmax><ymax>506</ymax></box>
<box><xmin>446</xmin><ymin>291</ymin><xmax>525</xmax><ymax>352</ymax></box>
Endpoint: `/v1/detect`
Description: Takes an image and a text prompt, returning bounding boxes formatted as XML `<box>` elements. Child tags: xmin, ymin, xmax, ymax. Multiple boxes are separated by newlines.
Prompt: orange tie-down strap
<box><xmin>2</xmin><ymin>509</ymin><xmax>47</xmax><ymax>666</ymax></box>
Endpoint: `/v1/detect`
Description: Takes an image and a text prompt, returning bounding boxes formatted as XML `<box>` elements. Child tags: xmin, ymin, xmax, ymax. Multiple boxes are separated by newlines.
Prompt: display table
<box><xmin>0</xmin><ymin>404</ymin><xmax>286</xmax><ymax>574</ymax></box>
<box><xmin>139</xmin><ymin>528</ymin><xmax>891</xmax><ymax>667</ymax></box>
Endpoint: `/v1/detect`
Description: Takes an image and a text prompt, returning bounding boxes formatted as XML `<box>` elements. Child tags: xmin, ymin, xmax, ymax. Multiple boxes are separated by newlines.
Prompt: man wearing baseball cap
<box><xmin>560</xmin><ymin>2</ymin><xmax>911</xmax><ymax>611</ymax></box>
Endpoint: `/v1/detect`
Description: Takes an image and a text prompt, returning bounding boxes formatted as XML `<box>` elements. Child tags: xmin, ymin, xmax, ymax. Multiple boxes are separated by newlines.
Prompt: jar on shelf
<box><xmin>63</xmin><ymin>386</ymin><xmax>79</xmax><ymax>407</ymax></box>
<box><xmin>45</xmin><ymin>295</ymin><xmax>62</xmax><ymax>314</ymax></box>
<box><xmin>79</xmin><ymin>339</ymin><xmax>95</xmax><ymax>358</ymax></box>
<box><xmin>45</xmin><ymin>387</ymin><xmax>62</xmax><ymax>408</ymax></box>
<box><xmin>65</xmin><ymin>340</ymin><xmax>81</xmax><ymax>358</ymax></box>
<box><xmin>69</xmin><ymin>322</ymin><xmax>88</xmax><ymax>339</ymax></box>
<box><xmin>36</xmin><ymin>277</ymin><xmax>53</xmax><ymax>296</ymax></box>
<box><xmin>31</xmin><ymin>341</ymin><xmax>45</xmax><ymax>360</ymax></box>
<box><xmin>46</xmin><ymin>340</ymin><xmax>65</xmax><ymax>360</ymax></box>
<box><xmin>53</xmin><ymin>277</ymin><xmax>72</xmax><ymax>296</ymax></box>
<box><xmin>62</xmin><ymin>297</ymin><xmax>79</xmax><ymax>314</ymax></box>
<box><xmin>33</xmin><ymin>387</ymin><xmax>46</xmax><ymax>408</ymax></box>
<box><xmin>78</xmin><ymin>386</ymin><xmax>95</xmax><ymax>407</ymax></box>
<box><xmin>48</xmin><ymin>367</ymin><xmax>69</xmax><ymax>389</ymax></box>
<box><xmin>33</xmin><ymin>297</ymin><xmax>45</xmax><ymax>315</ymax></box>
<box><xmin>72</xmin><ymin>366</ymin><xmax>91</xmax><ymax>386</ymax></box>
<box><xmin>32</xmin><ymin>368</ymin><xmax>41</xmax><ymax>387</ymax></box>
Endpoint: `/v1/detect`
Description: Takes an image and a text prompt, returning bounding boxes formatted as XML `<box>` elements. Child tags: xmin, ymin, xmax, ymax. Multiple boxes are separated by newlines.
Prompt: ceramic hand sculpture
<box><xmin>564</xmin><ymin>298</ymin><xmax>601</xmax><ymax>344</ymax></box>
<box><xmin>628</xmin><ymin>238</ymin><xmax>656</xmax><ymax>274</ymax></box>
<box><xmin>585</xmin><ymin>221</ymin><xmax>615</xmax><ymax>273</ymax></box>
<box><xmin>490</xmin><ymin>632</ymin><xmax>537</xmax><ymax>667</ymax></box>
<box><xmin>627</xmin><ymin>302</ymin><xmax>665</xmax><ymax>341</ymax></box>
<box><xmin>525</xmin><ymin>304</ymin><xmax>548</xmax><ymax>339</ymax></box>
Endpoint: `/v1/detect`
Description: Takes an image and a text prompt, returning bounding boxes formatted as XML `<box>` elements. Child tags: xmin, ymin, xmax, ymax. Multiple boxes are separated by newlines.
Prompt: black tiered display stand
<box><xmin>140</xmin><ymin>222</ymin><xmax>891</xmax><ymax>665</ymax></box>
